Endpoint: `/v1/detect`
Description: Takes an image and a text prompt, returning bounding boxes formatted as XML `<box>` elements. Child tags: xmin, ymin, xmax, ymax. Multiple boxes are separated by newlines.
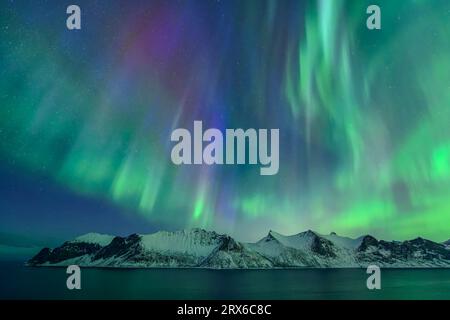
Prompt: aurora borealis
<box><xmin>1</xmin><ymin>0</ymin><xmax>450</xmax><ymax>244</ymax></box>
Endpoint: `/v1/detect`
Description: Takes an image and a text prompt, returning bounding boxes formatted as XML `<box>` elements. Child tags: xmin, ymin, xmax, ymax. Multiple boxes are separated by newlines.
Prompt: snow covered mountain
<box><xmin>247</xmin><ymin>230</ymin><xmax>361</xmax><ymax>267</ymax></box>
<box><xmin>28</xmin><ymin>229</ymin><xmax>272</xmax><ymax>268</ymax></box>
<box><xmin>28</xmin><ymin>229</ymin><xmax>450</xmax><ymax>268</ymax></box>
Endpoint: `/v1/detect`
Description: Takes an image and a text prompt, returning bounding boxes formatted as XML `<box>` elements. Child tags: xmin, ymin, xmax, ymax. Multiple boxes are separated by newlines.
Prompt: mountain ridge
<box><xmin>28</xmin><ymin>228</ymin><xmax>450</xmax><ymax>269</ymax></box>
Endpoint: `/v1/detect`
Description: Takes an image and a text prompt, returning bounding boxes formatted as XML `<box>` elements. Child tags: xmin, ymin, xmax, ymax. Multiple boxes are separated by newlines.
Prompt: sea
<box><xmin>0</xmin><ymin>261</ymin><xmax>449</xmax><ymax>299</ymax></box>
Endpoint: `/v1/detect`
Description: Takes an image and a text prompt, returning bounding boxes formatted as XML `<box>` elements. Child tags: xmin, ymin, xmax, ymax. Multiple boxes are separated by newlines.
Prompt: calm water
<box><xmin>0</xmin><ymin>261</ymin><xmax>449</xmax><ymax>299</ymax></box>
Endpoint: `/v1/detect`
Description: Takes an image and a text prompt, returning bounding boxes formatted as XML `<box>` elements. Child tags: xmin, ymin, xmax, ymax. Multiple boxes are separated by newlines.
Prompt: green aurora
<box><xmin>0</xmin><ymin>0</ymin><xmax>449</xmax><ymax>242</ymax></box>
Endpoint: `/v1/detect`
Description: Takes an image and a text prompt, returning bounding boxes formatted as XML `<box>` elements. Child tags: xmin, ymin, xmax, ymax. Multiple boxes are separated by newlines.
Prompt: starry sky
<box><xmin>1</xmin><ymin>0</ymin><xmax>450</xmax><ymax>245</ymax></box>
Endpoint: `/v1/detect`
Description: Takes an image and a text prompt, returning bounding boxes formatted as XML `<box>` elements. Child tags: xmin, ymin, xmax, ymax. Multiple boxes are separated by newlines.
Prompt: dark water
<box><xmin>0</xmin><ymin>261</ymin><xmax>449</xmax><ymax>299</ymax></box>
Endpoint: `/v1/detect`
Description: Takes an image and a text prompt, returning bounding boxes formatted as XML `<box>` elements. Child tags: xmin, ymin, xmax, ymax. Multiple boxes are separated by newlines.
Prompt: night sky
<box><xmin>1</xmin><ymin>0</ymin><xmax>450</xmax><ymax>246</ymax></box>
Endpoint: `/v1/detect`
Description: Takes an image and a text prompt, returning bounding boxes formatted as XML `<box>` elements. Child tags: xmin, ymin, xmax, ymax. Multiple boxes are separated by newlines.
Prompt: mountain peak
<box><xmin>409</xmin><ymin>237</ymin><xmax>428</xmax><ymax>244</ymax></box>
<box><xmin>72</xmin><ymin>233</ymin><xmax>114</xmax><ymax>246</ymax></box>
<box><xmin>268</xmin><ymin>230</ymin><xmax>280</xmax><ymax>236</ymax></box>
<box><xmin>182</xmin><ymin>228</ymin><xmax>218</xmax><ymax>236</ymax></box>
<box><xmin>188</xmin><ymin>227</ymin><xmax>205</xmax><ymax>232</ymax></box>
<box><xmin>299</xmin><ymin>229</ymin><xmax>317</xmax><ymax>237</ymax></box>
<box><xmin>357</xmin><ymin>235</ymin><xmax>379</xmax><ymax>252</ymax></box>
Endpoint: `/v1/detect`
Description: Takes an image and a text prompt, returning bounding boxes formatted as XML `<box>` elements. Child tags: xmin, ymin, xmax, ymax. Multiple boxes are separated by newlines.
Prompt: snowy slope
<box><xmin>140</xmin><ymin>229</ymin><xmax>222</xmax><ymax>257</ymax></box>
<box><xmin>321</xmin><ymin>232</ymin><xmax>364</xmax><ymax>250</ymax></box>
<box><xmin>356</xmin><ymin>237</ymin><xmax>450</xmax><ymax>267</ymax></box>
<box><xmin>72</xmin><ymin>233</ymin><xmax>114</xmax><ymax>246</ymax></box>
<box><xmin>265</xmin><ymin>230</ymin><xmax>315</xmax><ymax>251</ymax></box>
<box><xmin>245</xmin><ymin>231</ymin><xmax>313</xmax><ymax>267</ymax></box>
